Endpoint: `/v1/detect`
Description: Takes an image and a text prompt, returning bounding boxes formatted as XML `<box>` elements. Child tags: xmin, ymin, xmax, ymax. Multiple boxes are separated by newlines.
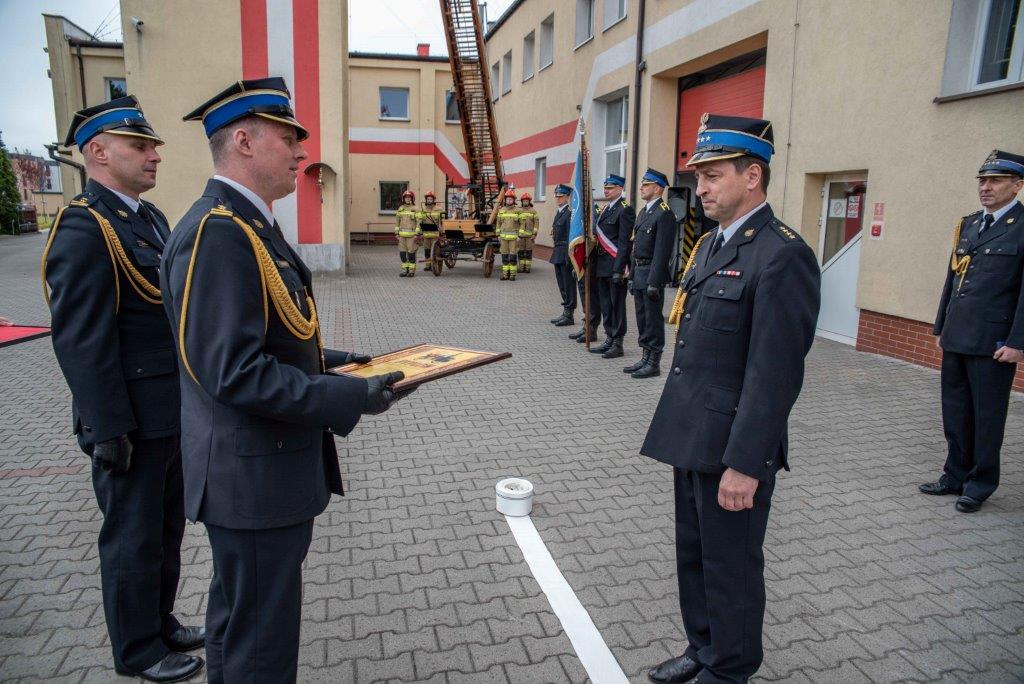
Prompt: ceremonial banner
<box><xmin>568</xmin><ymin>148</ymin><xmax>589</xmax><ymax>278</ymax></box>
<box><xmin>328</xmin><ymin>344</ymin><xmax>511</xmax><ymax>391</ymax></box>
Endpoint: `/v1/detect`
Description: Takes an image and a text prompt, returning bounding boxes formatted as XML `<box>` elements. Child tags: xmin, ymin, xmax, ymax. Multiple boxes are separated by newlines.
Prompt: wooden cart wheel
<box><xmin>483</xmin><ymin>242</ymin><xmax>495</xmax><ymax>278</ymax></box>
<box><xmin>430</xmin><ymin>241</ymin><xmax>443</xmax><ymax>276</ymax></box>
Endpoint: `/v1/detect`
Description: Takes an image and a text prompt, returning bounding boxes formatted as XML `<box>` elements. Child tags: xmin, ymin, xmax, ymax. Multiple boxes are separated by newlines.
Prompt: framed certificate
<box><xmin>327</xmin><ymin>344</ymin><xmax>511</xmax><ymax>391</ymax></box>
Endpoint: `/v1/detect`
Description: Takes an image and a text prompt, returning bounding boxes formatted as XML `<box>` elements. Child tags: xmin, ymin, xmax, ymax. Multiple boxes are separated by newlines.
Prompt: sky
<box><xmin>0</xmin><ymin>0</ymin><xmax>516</xmax><ymax>158</ymax></box>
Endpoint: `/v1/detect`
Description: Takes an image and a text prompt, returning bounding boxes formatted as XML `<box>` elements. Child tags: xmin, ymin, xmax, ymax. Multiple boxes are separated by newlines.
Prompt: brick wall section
<box><xmin>857</xmin><ymin>309</ymin><xmax>1024</xmax><ymax>392</ymax></box>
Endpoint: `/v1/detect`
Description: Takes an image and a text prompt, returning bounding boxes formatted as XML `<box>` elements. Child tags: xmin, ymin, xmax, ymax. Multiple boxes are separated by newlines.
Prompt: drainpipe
<box><xmin>75</xmin><ymin>43</ymin><xmax>87</xmax><ymax>107</ymax></box>
<box><xmin>628</xmin><ymin>0</ymin><xmax>647</xmax><ymax>202</ymax></box>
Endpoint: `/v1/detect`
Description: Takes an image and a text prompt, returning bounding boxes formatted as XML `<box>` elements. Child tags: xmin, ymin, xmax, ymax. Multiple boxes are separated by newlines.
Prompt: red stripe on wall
<box><xmin>503</xmin><ymin>162</ymin><xmax>574</xmax><ymax>190</ymax></box>
<box><xmin>499</xmin><ymin>120</ymin><xmax>577</xmax><ymax>160</ymax></box>
<box><xmin>349</xmin><ymin>141</ymin><xmax>468</xmax><ymax>184</ymax></box>
<box><xmin>677</xmin><ymin>66</ymin><xmax>765</xmax><ymax>172</ymax></box>
<box><xmin>293</xmin><ymin>0</ymin><xmax>321</xmax><ymax>244</ymax></box>
<box><xmin>239</xmin><ymin>0</ymin><xmax>268</xmax><ymax>78</ymax></box>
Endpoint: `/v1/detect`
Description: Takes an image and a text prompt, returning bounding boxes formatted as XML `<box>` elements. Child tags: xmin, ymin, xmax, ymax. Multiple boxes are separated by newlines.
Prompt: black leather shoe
<box><xmin>164</xmin><ymin>624</ymin><xmax>205</xmax><ymax>652</ymax></box>
<box><xmin>632</xmin><ymin>352</ymin><xmax>662</xmax><ymax>378</ymax></box>
<box><xmin>550</xmin><ymin>311</ymin><xmax>565</xmax><ymax>323</ymax></box>
<box><xmin>116</xmin><ymin>652</ymin><xmax>204</xmax><ymax>682</ymax></box>
<box><xmin>601</xmin><ymin>339</ymin><xmax>624</xmax><ymax>359</ymax></box>
<box><xmin>576</xmin><ymin>329</ymin><xmax>597</xmax><ymax>343</ymax></box>
<box><xmin>647</xmin><ymin>654</ymin><xmax>702</xmax><ymax>683</ymax></box>
<box><xmin>919</xmin><ymin>481</ymin><xmax>960</xmax><ymax>496</ymax></box>
<box><xmin>955</xmin><ymin>495</ymin><xmax>983</xmax><ymax>513</ymax></box>
<box><xmin>624</xmin><ymin>350</ymin><xmax>649</xmax><ymax>373</ymax></box>
<box><xmin>590</xmin><ymin>338</ymin><xmax>613</xmax><ymax>354</ymax></box>
<box><xmin>554</xmin><ymin>313</ymin><xmax>575</xmax><ymax>327</ymax></box>
<box><xmin>569</xmin><ymin>328</ymin><xmax>585</xmax><ymax>340</ymax></box>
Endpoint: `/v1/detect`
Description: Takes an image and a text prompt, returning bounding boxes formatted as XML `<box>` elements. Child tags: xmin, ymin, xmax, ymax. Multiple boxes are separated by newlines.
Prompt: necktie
<box><xmin>136</xmin><ymin>204</ymin><xmax>165</xmax><ymax>248</ymax></box>
<box><xmin>706</xmin><ymin>231</ymin><xmax>725</xmax><ymax>266</ymax></box>
<box><xmin>980</xmin><ymin>213</ymin><xmax>994</xmax><ymax>235</ymax></box>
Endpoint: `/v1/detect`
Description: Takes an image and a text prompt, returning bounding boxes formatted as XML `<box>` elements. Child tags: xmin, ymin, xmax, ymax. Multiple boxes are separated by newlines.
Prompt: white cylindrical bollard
<box><xmin>496</xmin><ymin>478</ymin><xmax>534</xmax><ymax>517</ymax></box>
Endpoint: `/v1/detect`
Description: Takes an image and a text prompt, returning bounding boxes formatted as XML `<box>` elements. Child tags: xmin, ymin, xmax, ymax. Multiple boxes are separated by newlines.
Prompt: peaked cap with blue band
<box><xmin>182</xmin><ymin>77</ymin><xmax>309</xmax><ymax>141</ymax></box>
<box><xmin>977</xmin><ymin>149</ymin><xmax>1024</xmax><ymax>179</ymax></box>
<box><xmin>554</xmin><ymin>184</ymin><xmax>572</xmax><ymax>196</ymax></box>
<box><xmin>641</xmin><ymin>168</ymin><xmax>669</xmax><ymax>188</ymax></box>
<box><xmin>603</xmin><ymin>174</ymin><xmax>626</xmax><ymax>187</ymax></box>
<box><xmin>64</xmin><ymin>96</ymin><xmax>163</xmax><ymax>150</ymax></box>
<box><xmin>686</xmin><ymin>113</ymin><xmax>774</xmax><ymax>166</ymax></box>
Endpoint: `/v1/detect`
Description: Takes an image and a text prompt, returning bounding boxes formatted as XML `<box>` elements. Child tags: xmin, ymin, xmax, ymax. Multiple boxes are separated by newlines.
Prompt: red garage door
<box><xmin>677</xmin><ymin>66</ymin><xmax>766</xmax><ymax>173</ymax></box>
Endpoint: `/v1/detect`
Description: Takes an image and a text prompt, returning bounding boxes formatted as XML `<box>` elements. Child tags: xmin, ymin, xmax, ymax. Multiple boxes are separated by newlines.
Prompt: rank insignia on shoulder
<box><xmin>956</xmin><ymin>248</ymin><xmax>966</xmax><ymax>255</ymax></box>
<box><xmin>716</xmin><ymin>269</ymin><xmax>743</xmax><ymax>277</ymax></box>
<box><xmin>253</xmin><ymin>219</ymin><xmax>264</xmax><ymax>229</ymax></box>
<box><xmin>116</xmin><ymin>209</ymin><xmax>129</xmax><ymax>219</ymax></box>
<box><xmin>621</xmin><ymin>200</ymin><xmax>629</xmax><ymax>206</ymax></box>
<box><xmin>660</xmin><ymin>201</ymin><xmax>670</xmax><ymax>211</ymax></box>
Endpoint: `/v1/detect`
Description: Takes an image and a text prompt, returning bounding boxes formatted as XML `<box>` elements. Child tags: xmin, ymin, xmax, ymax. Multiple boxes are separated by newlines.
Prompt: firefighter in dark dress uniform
<box><xmin>624</xmin><ymin>168</ymin><xmax>678</xmax><ymax>379</ymax></box>
<box><xmin>590</xmin><ymin>174</ymin><xmax>635</xmax><ymax>359</ymax></box>
<box><xmin>42</xmin><ymin>97</ymin><xmax>205</xmax><ymax>682</ymax></box>
<box><xmin>641</xmin><ymin>114</ymin><xmax>820</xmax><ymax>684</ymax></box>
<box><xmin>161</xmin><ymin>77</ymin><xmax>407</xmax><ymax>683</ymax></box>
<box><xmin>549</xmin><ymin>183</ymin><xmax>576</xmax><ymax>326</ymax></box>
<box><xmin>920</xmin><ymin>149</ymin><xmax>1024</xmax><ymax>513</ymax></box>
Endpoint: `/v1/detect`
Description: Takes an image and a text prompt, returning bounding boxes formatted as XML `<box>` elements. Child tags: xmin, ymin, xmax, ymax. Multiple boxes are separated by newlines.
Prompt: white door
<box><xmin>816</xmin><ymin>174</ymin><xmax>867</xmax><ymax>345</ymax></box>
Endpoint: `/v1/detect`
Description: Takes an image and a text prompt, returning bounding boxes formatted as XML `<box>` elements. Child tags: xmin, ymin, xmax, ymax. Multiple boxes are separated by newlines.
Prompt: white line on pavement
<box><xmin>505</xmin><ymin>515</ymin><xmax>629</xmax><ymax>684</ymax></box>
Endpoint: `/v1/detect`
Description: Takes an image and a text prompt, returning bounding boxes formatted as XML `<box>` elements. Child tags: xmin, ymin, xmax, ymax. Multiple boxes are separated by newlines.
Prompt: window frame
<box><xmin>602</xmin><ymin>0</ymin><xmax>628</xmax><ymax>32</ymax></box>
<box><xmin>491</xmin><ymin>61</ymin><xmax>501</xmax><ymax>101</ymax></box>
<box><xmin>378</xmin><ymin>86</ymin><xmax>411</xmax><ymax>121</ymax></box>
<box><xmin>523</xmin><ymin>31</ymin><xmax>536</xmax><ymax>82</ymax></box>
<box><xmin>378</xmin><ymin>180</ymin><xmax>410</xmax><ymax>215</ymax></box>
<box><xmin>534</xmin><ymin>157</ymin><xmax>548</xmax><ymax>201</ymax></box>
<box><xmin>444</xmin><ymin>90</ymin><xmax>460</xmax><ymax>123</ymax></box>
<box><xmin>602</xmin><ymin>95</ymin><xmax>629</xmax><ymax>184</ymax></box>
<box><xmin>104</xmin><ymin>77</ymin><xmax>127</xmax><ymax>101</ymax></box>
<box><xmin>969</xmin><ymin>0</ymin><xmax>1024</xmax><ymax>90</ymax></box>
<box><xmin>539</xmin><ymin>14</ymin><xmax>555</xmax><ymax>71</ymax></box>
<box><xmin>501</xmin><ymin>51</ymin><xmax>513</xmax><ymax>94</ymax></box>
<box><xmin>575</xmin><ymin>0</ymin><xmax>595</xmax><ymax>48</ymax></box>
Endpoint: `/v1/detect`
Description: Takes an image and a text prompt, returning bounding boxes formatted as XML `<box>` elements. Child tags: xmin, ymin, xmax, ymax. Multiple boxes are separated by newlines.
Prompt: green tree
<box><xmin>0</xmin><ymin>133</ymin><xmax>21</xmax><ymax>235</ymax></box>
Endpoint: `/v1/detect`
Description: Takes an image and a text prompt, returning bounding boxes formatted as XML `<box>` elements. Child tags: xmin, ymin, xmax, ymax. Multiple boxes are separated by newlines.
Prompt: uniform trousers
<box><xmin>674</xmin><ymin>468</ymin><xmax>775</xmax><ymax>683</ymax></box>
<box><xmin>634</xmin><ymin>286</ymin><xmax>666</xmax><ymax>353</ymax></box>
<box><xmin>577</xmin><ymin>268</ymin><xmax>601</xmax><ymax>330</ymax></box>
<box><xmin>596</xmin><ymin>276</ymin><xmax>628</xmax><ymax>339</ymax></box>
<box><xmin>92</xmin><ymin>435</ymin><xmax>185</xmax><ymax>671</ymax></box>
<box><xmin>554</xmin><ymin>261</ymin><xmax>577</xmax><ymax>311</ymax></box>
<box><xmin>939</xmin><ymin>350</ymin><xmax>1017</xmax><ymax>501</ymax></box>
<box><xmin>205</xmin><ymin>519</ymin><xmax>314</xmax><ymax>683</ymax></box>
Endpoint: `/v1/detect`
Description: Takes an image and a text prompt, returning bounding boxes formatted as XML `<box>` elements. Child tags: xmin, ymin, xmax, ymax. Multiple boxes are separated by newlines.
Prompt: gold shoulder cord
<box><xmin>179</xmin><ymin>208</ymin><xmax>323</xmax><ymax>384</ymax></box>
<box><xmin>667</xmin><ymin>230</ymin><xmax>715</xmax><ymax>329</ymax></box>
<box><xmin>949</xmin><ymin>218</ymin><xmax>970</xmax><ymax>291</ymax></box>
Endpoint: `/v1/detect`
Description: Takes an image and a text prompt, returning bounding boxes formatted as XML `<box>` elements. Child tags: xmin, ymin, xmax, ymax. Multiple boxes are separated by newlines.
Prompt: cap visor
<box><xmin>257</xmin><ymin>113</ymin><xmax>309</xmax><ymax>141</ymax></box>
<box><xmin>104</xmin><ymin>129</ymin><xmax>165</xmax><ymax>146</ymax></box>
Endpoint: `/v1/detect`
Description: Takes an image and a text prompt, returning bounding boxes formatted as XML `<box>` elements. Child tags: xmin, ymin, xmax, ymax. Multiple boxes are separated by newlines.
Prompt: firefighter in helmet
<box><xmin>517</xmin><ymin>192</ymin><xmax>539</xmax><ymax>273</ymax></box>
<box><xmin>496</xmin><ymin>189</ymin><xmax>521</xmax><ymax>281</ymax></box>
<box><xmin>420</xmin><ymin>191</ymin><xmax>443</xmax><ymax>271</ymax></box>
<box><xmin>395</xmin><ymin>189</ymin><xmax>420</xmax><ymax>277</ymax></box>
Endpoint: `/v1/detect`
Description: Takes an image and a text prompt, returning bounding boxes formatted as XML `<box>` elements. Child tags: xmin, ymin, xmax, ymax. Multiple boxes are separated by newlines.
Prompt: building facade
<box><xmin>484</xmin><ymin>0</ymin><xmax>1024</xmax><ymax>389</ymax></box>
<box><xmin>10</xmin><ymin>152</ymin><xmax>63</xmax><ymax>222</ymax></box>
<box><xmin>347</xmin><ymin>49</ymin><xmax>467</xmax><ymax>241</ymax></box>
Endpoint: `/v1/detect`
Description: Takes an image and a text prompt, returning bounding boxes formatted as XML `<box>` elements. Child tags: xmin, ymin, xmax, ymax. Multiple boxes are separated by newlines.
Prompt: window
<box><xmin>939</xmin><ymin>0</ymin><xmax>1024</xmax><ymax>97</ymax></box>
<box><xmin>534</xmin><ymin>158</ymin><xmax>547</xmax><ymax>200</ymax></box>
<box><xmin>379</xmin><ymin>181</ymin><xmax>410</xmax><ymax>214</ymax></box>
<box><xmin>523</xmin><ymin>31</ymin><xmax>536</xmax><ymax>81</ymax></box>
<box><xmin>491</xmin><ymin>62</ymin><xmax>500</xmax><ymax>101</ymax></box>
<box><xmin>378</xmin><ymin>87</ymin><xmax>409</xmax><ymax>120</ymax></box>
<box><xmin>444</xmin><ymin>90</ymin><xmax>460</xmax><ymax>123</ymax></box>
<box><xmin>602</xmin><ymin>0</ymin><xmax>627</xmax><ymax>30</ymax></box>
<box><xmin>105</xmin><ymin>77</ymin><xmax>127</xmax><ymax>101</ymax></box>
<box><xmin>502</xmin><ymin>51</ymin><xmax>513</xmax><ymax>94</ymax></box>
<box><xmin>976</xmin><ymin>0</ymin><xmax>1023</xmax><ymax>85</ymax></box>
<box><xmin>539</xmin><ymin>14</ymin><xmax>554</xmax><ymax>69</ymax></box>
<box><xmin>575</xmin><ymin>0</ymin><xmax>595</xmax><ymax>46</ymax></box>
<box><xmin>603</xmin><ymin>95</ymin><xmax>629</xmax><ymax>180</ymax></box>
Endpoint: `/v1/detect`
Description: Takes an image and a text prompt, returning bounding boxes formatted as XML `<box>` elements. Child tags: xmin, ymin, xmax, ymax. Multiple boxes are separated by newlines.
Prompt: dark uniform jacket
<box><xmin>630</xmin><ymin>200</ymin><xmax>678</xmax><ymax>291</ymax></box>
<box><xmin>641</xmin><ymin>204</ymin><xmax>820</xmax><ymax>481</ymax></box>
<box><xmin>934</xmin><ymin>201</ymin><xmax>1024</xmax><ymax>355</ymax></box>
<box><xmin>44</xmin><ymin>179</ymin><xmax>178</xmax><ymax>453</ymax></box>
<box><xmin>160</xmin><ymin>179</ymin><xmax>367</xmax><ymax>530</ymax></box>
<box><xmin>550</xmin><ymin>206</ymin><xmax>571</xmax><ymax>265</ymax></box>
<box><xmin>594</xmin><ymin>197</ymin><xmax>635</xmax><ymax>277</ymax></box>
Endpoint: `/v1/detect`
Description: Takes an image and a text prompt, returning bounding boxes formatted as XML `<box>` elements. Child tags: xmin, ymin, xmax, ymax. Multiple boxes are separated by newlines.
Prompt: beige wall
<box><xmin>485</xmin><ymin>0</ymin><xmax>1024</xmax><ymax>324</ymax></box>
<box><xmin>43</xmin><ymin>15</ymin><xmax>125</xmax><ymax>202</ymax></box>
<box><xmin>347</xmin><ymin>56</ymin><xmax>462</xmax><ymax>236</ymax></box>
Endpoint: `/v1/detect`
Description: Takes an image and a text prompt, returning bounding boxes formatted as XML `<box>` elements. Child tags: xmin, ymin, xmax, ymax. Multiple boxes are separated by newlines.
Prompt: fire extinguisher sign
<box><xmin>870</xmin><ymin>202</ymin><xmax>885</xmax><ymax>240</ymax></box>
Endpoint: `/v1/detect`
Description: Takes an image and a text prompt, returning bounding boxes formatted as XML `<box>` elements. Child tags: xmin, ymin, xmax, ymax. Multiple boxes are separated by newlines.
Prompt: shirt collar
<box><xmin>645</xmin><ymin>198</ymin><xmax>660</xmax><ymax>212</ymax></box>
<box><xmin>557</xmin><ymin>203</ymin><xmax>568</xmax><ymax>213</ymax></box>
<box><xmin>99</xmin><ymin>183</ymin><xmax>140</xmax><ymax>213</ymax></box>
<box><xmin>983</xmin><ymin>199</ymin><xmax>1020</xmax><ymax>224</ymax></box>
<box><xmin>718</xmin><ymin>201</ymin><xmax>768</xmax><ymax>244</ymax></box>
<box><xmin>214</xmin><ymin>174</ymin><xmax>275</xmax><ymax>227</ymax></box>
